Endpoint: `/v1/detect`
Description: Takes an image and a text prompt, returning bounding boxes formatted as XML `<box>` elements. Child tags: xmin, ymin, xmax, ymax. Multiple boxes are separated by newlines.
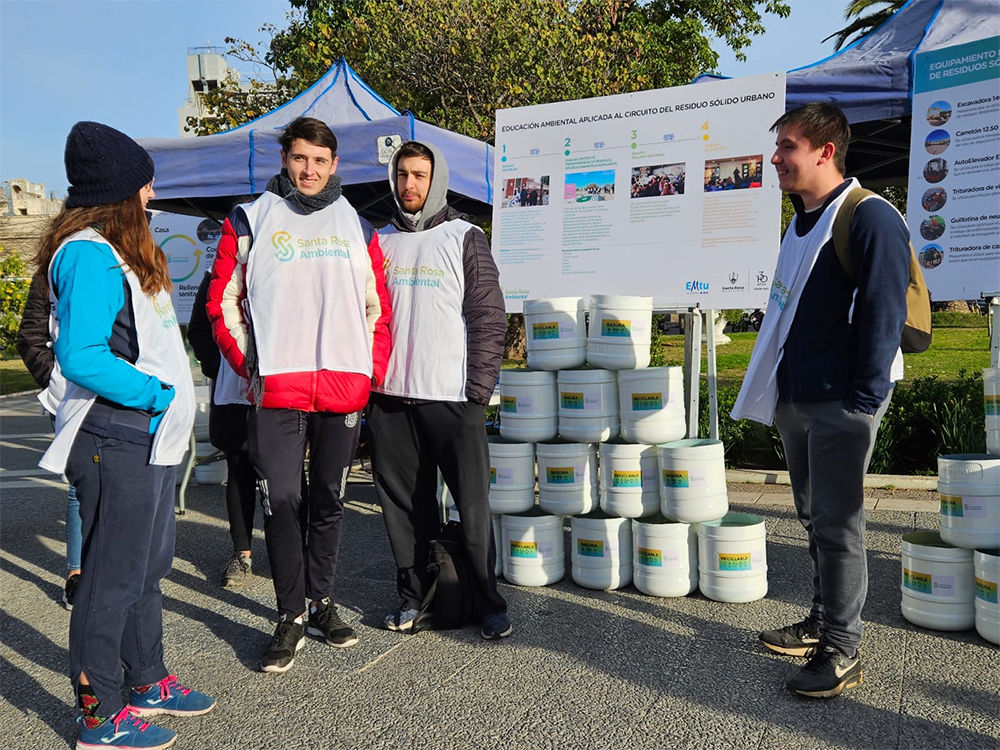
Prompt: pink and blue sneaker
<box><xmin>127</xmin><ymin>675</ymin><xmax>216</xmax><ymax>718</ymax></box>
<box><xmin>76</xmin><ymin>706</ymin><xmax>176</xmax><ymax>750</ymax></box>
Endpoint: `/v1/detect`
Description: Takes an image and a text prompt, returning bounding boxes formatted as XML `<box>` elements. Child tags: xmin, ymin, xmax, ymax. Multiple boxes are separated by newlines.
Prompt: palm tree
<box><xmin>823</xmin><ymin>0</ymin><xmax>908</xmax><ymax>51</ymax></box>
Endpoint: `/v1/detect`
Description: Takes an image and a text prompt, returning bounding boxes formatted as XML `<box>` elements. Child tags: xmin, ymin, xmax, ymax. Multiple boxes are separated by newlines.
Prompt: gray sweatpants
<box><xmin>774</xmin><ymin>391</ymin><xmax>892</xmax><ymax>656</ymax></box>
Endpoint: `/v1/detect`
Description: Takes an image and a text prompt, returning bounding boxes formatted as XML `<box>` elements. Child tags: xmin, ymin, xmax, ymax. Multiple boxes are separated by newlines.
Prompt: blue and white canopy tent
<box><xmin>141</xmin><ymin>58</ymin><xmax>494</xmax><ymax>221</ymax></box>
<box><xmin>694</xmin><ymin>0</ymin><xmax>999</xmax><ymax>186</ymax></box>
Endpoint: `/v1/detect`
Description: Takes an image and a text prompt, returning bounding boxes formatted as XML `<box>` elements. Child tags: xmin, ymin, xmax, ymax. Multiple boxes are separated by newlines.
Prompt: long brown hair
<box><xmin>34</xmin><ymin>192</ymin><xmax>170</xmax><ymax>296</ymax></box>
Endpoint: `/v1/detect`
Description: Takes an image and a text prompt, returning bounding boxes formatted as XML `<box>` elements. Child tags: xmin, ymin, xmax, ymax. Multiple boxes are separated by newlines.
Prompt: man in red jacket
<box><xmin>207</xmin><ymin>117</ymin><xmax>391</xmax><ymax>673</ymax></box>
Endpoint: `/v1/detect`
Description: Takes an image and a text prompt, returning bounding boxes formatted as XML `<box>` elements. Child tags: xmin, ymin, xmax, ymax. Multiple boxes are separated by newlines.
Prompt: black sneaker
<box><xmin>759</xmin><ymin>615</ymin><xmax>821</xmax><ymax>657</ymax></box>
<box><xmin>220</xmin><ymin>553</ymin><xmax>252</xmax><ymax>589</ymax></box>
<box><xmin>480</xmin><ymin>612</ymin><xmax>513</xmax><ymax>640</ymax></box>
<box><xmin>260</xmin><ymin>616</ymin><xmax>305</xmax><ymax>673</ymax></box>
<box><xmin>307</xmin><ymin>598</ymin><xmax>359</xmax><ymax>648</ymax></box>
<box><xmin>63</xmin><ymin>573</ymin><xmax>80</xmax><ymax>611</ymax></box>
<box><xmin>786</xmin><ymin>644</ymin><xmax>863</xmax><ymax>698</ymax></box>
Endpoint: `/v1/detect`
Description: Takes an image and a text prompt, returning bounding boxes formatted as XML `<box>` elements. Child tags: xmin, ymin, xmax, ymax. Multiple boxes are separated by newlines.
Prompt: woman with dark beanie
<box><xmin>36</xmin><ymin>121</ymin><xmax>215</xmax><ymax>750</ymax></box>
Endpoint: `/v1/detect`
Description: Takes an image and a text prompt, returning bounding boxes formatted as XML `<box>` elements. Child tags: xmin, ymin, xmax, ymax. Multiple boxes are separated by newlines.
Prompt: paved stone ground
<box><xmin>2</xmin><ymin>393</ymin><xmax>997</xmax><ymax>750</ymax></box>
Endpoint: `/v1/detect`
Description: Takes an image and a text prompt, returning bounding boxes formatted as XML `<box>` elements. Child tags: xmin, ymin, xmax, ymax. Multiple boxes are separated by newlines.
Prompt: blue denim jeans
<box><xmin>65</xmin><ymin>407</ymin><xmax>175</xmax><ymax>714</ymax></box>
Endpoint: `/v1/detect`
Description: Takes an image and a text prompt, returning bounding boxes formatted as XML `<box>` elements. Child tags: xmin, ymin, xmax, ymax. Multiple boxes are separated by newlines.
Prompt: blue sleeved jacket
<box><xmin>50</xmin><ymin>240</ymin><xmax>175</xmax><ymax>430</ymax></box>
<box><xmin>777</xmin><ymin>181</ymin><xmax>910</xmax><ymax>415</ymax></box>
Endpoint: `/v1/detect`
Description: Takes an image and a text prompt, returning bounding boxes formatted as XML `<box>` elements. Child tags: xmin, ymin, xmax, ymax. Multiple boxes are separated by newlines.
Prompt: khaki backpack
<box><xmin>832</xmin><ymin>187</ymin><xmax>932</xmax><ymax>354</ymax></box>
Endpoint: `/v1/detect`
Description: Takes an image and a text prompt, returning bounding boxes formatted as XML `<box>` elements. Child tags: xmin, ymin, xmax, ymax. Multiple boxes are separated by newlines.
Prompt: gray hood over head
<box><xmin>387</xmin><ymin>140</ymin><xmax>449</xmax><ymax>231</ymax></box>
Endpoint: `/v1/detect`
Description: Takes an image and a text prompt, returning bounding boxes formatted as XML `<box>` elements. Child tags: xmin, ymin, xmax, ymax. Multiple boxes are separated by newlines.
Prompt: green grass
<box><xmin>1</xmin><ymin>358</ymin><xmax>38</xmax><ymax>395</ymax></box>
<box><xmin>651</xmin><ymin>327</ymin><xmax>991</xmax><ymax>386</ymax></box>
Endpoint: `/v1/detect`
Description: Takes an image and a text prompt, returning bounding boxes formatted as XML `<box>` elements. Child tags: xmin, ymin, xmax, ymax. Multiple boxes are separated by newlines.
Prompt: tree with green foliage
<box><xmin>192</xmin><ymin>0</ymin><xmax>790</xmax><ymax>140</ymax></box>
<box><xmin>0</xmin><ymin>253</ymin><xmax>30</xmax><ymax>355</ymax></box>
<box><xmin>823</xmin><ymin>0</ymin><xmax>907</xmax><ymax>51</ymax></box>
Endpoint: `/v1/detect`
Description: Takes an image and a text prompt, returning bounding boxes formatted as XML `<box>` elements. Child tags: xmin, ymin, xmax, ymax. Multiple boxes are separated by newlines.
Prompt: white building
<box><xmin>2</xmin><ymin>179</ymin><xmax>62</xmax><ymax>216</ymax></box>
<box><xmin>177</xmin><ymin>46</ymin><xmax>251</xmax><ymax>137</ymax></box>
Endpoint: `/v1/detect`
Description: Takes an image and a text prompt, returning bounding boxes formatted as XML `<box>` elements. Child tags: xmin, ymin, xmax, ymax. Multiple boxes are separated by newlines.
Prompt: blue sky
<box><xmin>0</xmin><ymin>0</ymin><xmax>847</xmax><ymax>198</ymax></box>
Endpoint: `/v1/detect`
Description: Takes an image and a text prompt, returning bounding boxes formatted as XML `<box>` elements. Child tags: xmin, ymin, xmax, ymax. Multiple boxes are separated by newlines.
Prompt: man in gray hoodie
<box><xmin>368</xmin><ymin>140</ymin><xmax>511</xmax><ymax>639</ymax></box>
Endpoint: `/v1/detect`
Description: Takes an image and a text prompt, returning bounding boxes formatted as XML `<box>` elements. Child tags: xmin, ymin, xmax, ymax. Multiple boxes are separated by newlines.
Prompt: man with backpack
<box><xmin>732</xmin><ymin>103</ymin><xmax>918</xmax><ymax>698</ymax></box>
<box><xmin>368</xmin><ymin>140</ymin><xmax>511</xmax><ymax>640</ymax></box>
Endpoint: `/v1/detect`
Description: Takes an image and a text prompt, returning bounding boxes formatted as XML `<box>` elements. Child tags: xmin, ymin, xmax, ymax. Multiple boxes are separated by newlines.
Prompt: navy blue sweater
<box><xmin>777</xmin><ymin>180</ymin><xmax>910</xmax><ymax>415</ymax></box>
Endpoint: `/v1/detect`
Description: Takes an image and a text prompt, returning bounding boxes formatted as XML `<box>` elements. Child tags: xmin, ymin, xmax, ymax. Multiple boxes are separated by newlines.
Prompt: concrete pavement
<box><xmin>1</xmin><ymin>393</ymin><xmax>997</xmax><ymax>750</ymax></box>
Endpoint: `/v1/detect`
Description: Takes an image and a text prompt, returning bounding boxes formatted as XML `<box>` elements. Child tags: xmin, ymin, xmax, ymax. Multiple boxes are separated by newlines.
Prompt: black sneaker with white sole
<box><xmin>307</xmin><ymin>597</ymin><xmax>359</xmax><ymax>648</ymax></box>
<box><xmin>759</xmin><ymin>615</ymin><xmax>821</xmax><ymax>657</ymax></box>
<box><xmin>786</xmin><ymin>644</ymin><xmax>863</xmax><ymax>698</ymax></box>
<box><xmin>261</xmin><ymin>616</ymin><xmax>305</xmax><ymax>673</ymax></box>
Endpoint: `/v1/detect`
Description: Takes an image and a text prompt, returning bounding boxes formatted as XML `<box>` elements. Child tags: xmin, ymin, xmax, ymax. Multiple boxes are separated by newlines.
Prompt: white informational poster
<box><xmin>149</xmin><ymin>210</ymin><xmax>222</xmax><ymax>324</ymax></box>
<box><xmin>491</xmin><ymin>73</ymin><xmax>786</xmax><ymax>312</ymax></box>
<box><xmin>907</xmin><ymin>36</ymin><xmax>1000</xmax><ymax>301</ymax></box>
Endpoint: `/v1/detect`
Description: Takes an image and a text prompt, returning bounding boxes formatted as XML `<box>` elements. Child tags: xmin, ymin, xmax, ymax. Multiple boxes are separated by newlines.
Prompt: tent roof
<box><xmin>693</xmin><ymin>0</ymin><xmax>999</xmax><ymax>186</ymax></box>
<box><xmin>142</xmin><ymin>59</ymin><xmax>493</xmax><ymax>223</ymax></box>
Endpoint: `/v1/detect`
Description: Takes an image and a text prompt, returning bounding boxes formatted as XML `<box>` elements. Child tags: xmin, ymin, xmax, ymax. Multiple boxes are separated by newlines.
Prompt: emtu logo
<box><xmin>272</xmin><ymin>231</ymin><xmax>295</xmax><ymax>261</ymax></box>
<box><xmin>685</xmin><ymin>280</ymin><xmax>709</xmax><ymax>293</ymax></box>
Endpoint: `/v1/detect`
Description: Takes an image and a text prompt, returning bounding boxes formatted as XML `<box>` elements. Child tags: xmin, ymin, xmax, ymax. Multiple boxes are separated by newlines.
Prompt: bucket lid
<box><xmin>499</xmin><ymin>369</ymin><xmax>556</xmax><ymax>385</ymax></box>
<box><xmin>591</xmin><ymin>294</ymin><xmax>653</xmax><ymax>309</ymax></box>
<box><xmin>558</xmin><ymin>368</ymin><xmax>616</xmax><ymax>383</ymax></box>
<box><xmin>504</xmin><ymin>505</ymin><xmax>558</xmax><ymax>519</ymax></box>
<box><xmin>901</xmin><ymin>531</ymin><xmax>959</xmax><ymax>549</ymax></box>
<box><xmin>634</xmin><ymin>511</ymin><xmax>688</xmax><ymax>526</ymax></box>
<box><xmin>617</xmin><ymin>367</ymin><xmax>682</xmax><ymax>382</ymax></box>
<box><xmin>523</xmin><ymin>297</ymin><xmax>584</xmax><ymax>313</ymax></box>
<box><xmin>658</xmin><ymin>438</ymin><xmax>724</xmax><ymax>451</ymax></box>
<box><xmin>700</xmin><ymin>512</ymin><xmax>763</xmax><ymax>528</ymax></box>
<box><xmin>600</xmin><ymin>440</ymin><xmax>656</xmax><ymax>456</ymax></box>
<box><xmin>573</xmin><ymin>507</ymin><xmax>622</xmax><ymax>521</ymax></box>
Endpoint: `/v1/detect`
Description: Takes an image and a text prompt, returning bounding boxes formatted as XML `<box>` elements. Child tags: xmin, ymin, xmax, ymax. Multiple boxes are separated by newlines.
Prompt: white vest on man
<box><xmin>242</xmin><ymin>192</ymin><xmax>372</xmax><ymax>378</ymax></box>
<box><xmin>376</xmin><ymin>220</ymin><xmax>470</xmax><ymax>401</ymax></box>
<box><xmin>40</xmin><ymin>228</ymin><xmax>195</xmax><ymax>473</ymax></box>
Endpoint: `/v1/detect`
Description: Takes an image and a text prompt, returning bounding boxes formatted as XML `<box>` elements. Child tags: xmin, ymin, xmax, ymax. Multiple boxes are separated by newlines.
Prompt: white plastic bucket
<box><xmin>900</xmin><ymin>531</ymin><xmax>975</xmax><ymax>631</ymax></box>
<box><xmin>487</xmin><ymin>437</ymin><xmax>536</xmax><ymax>514</ymax></box>
<box><xmin>498</xmin><ymin>370</ymin><xmax>558</xmax><ymax>442</ymax></box>
<box><xmin>524</xmin><ymin>297</ymin><xmax>587</xmax><ymax>371</ymax></box>
<box><xmin>193</xmin><ymin>385</ymin><xmax>211</xmax><ymax>441</ymax></box>
<box><xmin>985</xmin><ymin>368</ymin><xmax>1000</xmax><ymax>457</ymax></box>
<box><xmin>194</xmin><ymin>441</ymin><xmax>227</xmax><ymax>485</ymax></box>
<box><xmin>599</xmin><ymin>441</ymin><xmax>659</xmax><ymax>518</ymax></box>
<box><xmin>657</xmin><ymin>439</ymin><xmax>729</xmax><ymax>523</ymax></box>
<box><xmin>633</xmin><ymin>514</ymin><xmax>698</xmax><ymax>597</ymax></box>
<box><xmin>617</xmin><ymin>367</ymin><xmax>687</xmax><ymax>444</ymax></box>
<box><xmin>557</xmin><ymin>369</ymin><xmax>619</xmax><ymax>442</ymax></box>
<box><xmin>502</xmin><ymin>508</ymin><xmax>565</xmax><ymax>586</ymax></box>
<box><xmin>447</xmin><ymin>508</ymin><xmax>504</xmax><ymax>578</ymax></box>
<box><xmin>436</xmin><ymin>470</ymin><xmax>454</xmax><ymax>509</ymax></box>
<box><xmin>698</xmin><ymin>512</ymin><xmax>767</xmax><ymax>603</ymax></box>
<box><xmin>571</xmin><ymin>510</ymin><xmax>632</xmax><ymax>590</ymax></box>
<box><xmin>937</xmin><ymin>453</ymin><xmax>1000</xmax><ymax>550</ymax></box>
<box><xmin>586</xmin><ymin>294</ymin><xmax>652</xmax><ymax>370</ymax></box>
<box><xmin>536</xmin><ymin>441</ymin><xmax>598</xmax><ymax>516</ymax></box>
<box><xmin>974</xmin><ymin>550</ymin><xmax>1000</xmax><ymax>645</ymax></box>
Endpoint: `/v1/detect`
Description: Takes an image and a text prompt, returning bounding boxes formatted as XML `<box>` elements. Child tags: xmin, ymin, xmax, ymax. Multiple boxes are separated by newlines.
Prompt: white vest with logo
<box><xmin>40</xmin><ymin>228</ymin><xmax>195</xmax><ymax>473</ymax></box>
<box><xmin>376</xmin><ymin>220</ymin><xmax>469</xmax><ymax>401</ymax></box>
<box><xmin>242</xmin><ymin>192</ymin><xmax>372</xmax><ymax>378</ymax></box>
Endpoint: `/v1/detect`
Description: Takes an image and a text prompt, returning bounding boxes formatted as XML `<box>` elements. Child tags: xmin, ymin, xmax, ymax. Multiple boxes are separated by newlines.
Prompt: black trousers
<box><xmin>368</xmin><ymin>394</ymin><xmax>506</xmax><ymax>619</ymax></box>
<box><xmin>248</xmin><ymin>408</ymin><xmax>360</xmax><ymax>618</ymax></box>
<box><xmin>210</xmin><ymin>404</ymin><xmax>258</xmax><ymax>553</ymax></box>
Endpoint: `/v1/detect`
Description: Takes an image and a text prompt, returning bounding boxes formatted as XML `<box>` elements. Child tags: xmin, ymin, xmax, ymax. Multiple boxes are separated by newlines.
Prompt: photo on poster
<box><xmin>921</xmin><ymin>187</ymin><xmax>948</xmax><ymax>212</ymax></box>
<box><xmin>923</xmin><ymin>158</ymin><xmax>948</xmax><ymax>184</ymax></box>
<box><xmin>926</xmin><ymin>100</ymin><xmax>952</xmax><ymax>126</ymax></box>
<box><xmin>924</xmin><ymin>130</ymin><xmax>951</xmax><ymax>155</ymax></box>
<box><xmin>564</xmin><ymin>169</ymin><xmax>615</xmax><ymax>203</ymax></box>
<box><xmin>197</xmin><ymin>218</ymin><xmax>222</xmax><ymax>242</ymax></box>
<box><xmin>919</xmin><ymin>244</ymin><xmax>944</xmax><ymax>270</ymax></box>
<box><xmin>703</xmin><ymin>155</ymin><xmax>763</xmax><ymax>192</ymax></box>
<box><xmin>630</xmin><ymin>163</ymin><xmax>685</xmax><ymax>198</ymax></box>
<box><xmin>502</xmin><ymin>176</ymin><xmax>550</xmax><ymax>209</ymax></box>
<box><xmin>919</xmin><ymin>215</ymin><xmax>947</xmax><ymax>241</ymax></box>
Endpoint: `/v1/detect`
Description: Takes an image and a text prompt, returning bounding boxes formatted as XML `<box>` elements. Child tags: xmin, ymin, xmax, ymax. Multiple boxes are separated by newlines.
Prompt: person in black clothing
<box><xmin>369</xmin><ymin>140</ymin><xmax>511</xmax><ymax>639</ymax></box>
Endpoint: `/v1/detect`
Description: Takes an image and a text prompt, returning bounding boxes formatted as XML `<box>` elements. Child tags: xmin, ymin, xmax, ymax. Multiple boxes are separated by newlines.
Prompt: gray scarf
<box><xmin>265</xmin><ymin>170</ymin><xmax>343</xmax><ymax>213</ymax></box>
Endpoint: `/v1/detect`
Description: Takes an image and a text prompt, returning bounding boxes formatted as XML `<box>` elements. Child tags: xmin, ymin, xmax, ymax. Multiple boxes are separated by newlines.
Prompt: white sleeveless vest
<box><xmin>40</xmin><ymin>228</ymin><xmax>195</xmax><ymax>473</ymax></box>
<box><xmin>242</xmin><ymin>192</ymin><xmax>372</xmax><ymax>378</ymax></box>
<box><xmin>376</xmin><ymin>220</ymin><xmax>470</xmax><ymax>401</ymax></box>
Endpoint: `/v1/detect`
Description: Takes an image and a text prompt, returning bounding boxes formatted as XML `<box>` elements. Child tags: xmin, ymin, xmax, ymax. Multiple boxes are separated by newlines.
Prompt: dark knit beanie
<box><xmin>64</xmin><ymin>121</ymin><xmax>155</xmax><ymax>208</ymax></box>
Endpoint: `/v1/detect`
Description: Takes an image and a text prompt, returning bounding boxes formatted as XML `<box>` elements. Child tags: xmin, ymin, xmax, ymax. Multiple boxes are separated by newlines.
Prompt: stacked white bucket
<box><xmin>497</xmin><ymin>295</ymin><xmax>765</xmax><ymax>602</ymax></box>
<box><xmin>901</xmin><ymin>367</ymin><xmax>1000</xmax><ymax>644</ymax></box>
